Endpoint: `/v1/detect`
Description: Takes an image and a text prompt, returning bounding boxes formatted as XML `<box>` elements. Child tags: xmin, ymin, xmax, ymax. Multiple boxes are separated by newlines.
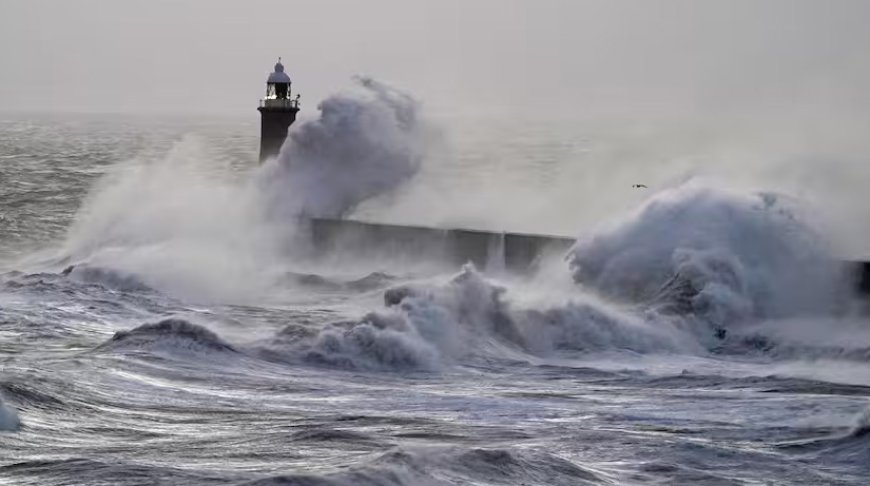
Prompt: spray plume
<box><xmin>258</xmin><ymin>77</ymin><xmax>428</xmax><ymax>219</ymax></box>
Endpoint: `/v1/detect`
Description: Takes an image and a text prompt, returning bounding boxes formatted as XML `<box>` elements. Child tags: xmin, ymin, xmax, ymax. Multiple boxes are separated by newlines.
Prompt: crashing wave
<box><xmin>261</xmin><ymin>265</ymin><xmax>516</xmax><ymax>371</ymax></box>
<box><xmin>264</xmin><ymin>312</ymin><xmax>441</xmax><ymax>372</ymax></box>
<box><xmin>279</xmin><ymin>185</ymin><xmax>868</xmax><ymax>369</ymax></box>
<box><xmin>258</xmin><ymin>77</ymin><xmax>429</xmax><ymax>220</ymax></box>
<box><xmin>569</xmin><ymin>186</ymin><xmax>850</xmax><ymax>330</ymax></box>
<box><xmin>265</xmin><ymin>264</ymin><xmax>701</xmax><ymax>371</ymax></box>
<box><xmin>304</xmin><ymin>314</ymin><xmax>443</xmax><ymax>371</ymax></box>
<box><xmin>259</xmin><ymin>184</ymin><xmax>867</xmax><ymax>370</ymax></box>
<box><xmin>384</xmin><ymin>265</ymin><xmax>700</xmax><ymax>359</ymax></box>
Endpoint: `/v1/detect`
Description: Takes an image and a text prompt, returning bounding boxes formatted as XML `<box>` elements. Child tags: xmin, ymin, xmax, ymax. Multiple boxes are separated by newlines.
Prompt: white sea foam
<box><xmin>276</xmin><ymin>264</ymin><xmax>705</xmax><ymax>371</ymax></box>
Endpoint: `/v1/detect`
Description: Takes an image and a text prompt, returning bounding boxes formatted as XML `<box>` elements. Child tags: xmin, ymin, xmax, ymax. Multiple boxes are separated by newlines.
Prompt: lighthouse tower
<box><xmin>257</xmin><ymin>58</ymin><xmax>300</xmax><ymax>163</ymax></box>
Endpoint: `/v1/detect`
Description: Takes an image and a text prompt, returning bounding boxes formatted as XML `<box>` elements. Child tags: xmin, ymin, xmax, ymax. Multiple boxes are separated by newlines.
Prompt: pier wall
<box><xmin>309</xmin><ymin>218</ymin><xmax>574</xmax><ymax>272</ymax></box>
<box><xmin>309</xmin><ymin>218</ymin><xmax>870</xmax><ymax>295</ymax></box>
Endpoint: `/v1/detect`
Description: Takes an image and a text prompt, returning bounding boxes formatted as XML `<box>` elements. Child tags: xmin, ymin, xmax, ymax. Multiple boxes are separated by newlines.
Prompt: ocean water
<box><xmin>2</xmin><ymin>100</ymin><xmax>870</xmax><ymax>486</ymax></box>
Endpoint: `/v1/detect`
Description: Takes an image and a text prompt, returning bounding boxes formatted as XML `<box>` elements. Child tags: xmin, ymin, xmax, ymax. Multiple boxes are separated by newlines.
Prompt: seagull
<box><xmin>632</xmin><ymin>184</ymin><xmax>648</xmax><ymax>189</ymax></box>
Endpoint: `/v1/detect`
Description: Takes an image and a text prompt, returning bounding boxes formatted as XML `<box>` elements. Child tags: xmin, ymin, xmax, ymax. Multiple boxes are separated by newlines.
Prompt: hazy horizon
<box><xmin>2</xmin><ymin>0</ymin><xmax>869</xmax><ymax>123</ymax></box>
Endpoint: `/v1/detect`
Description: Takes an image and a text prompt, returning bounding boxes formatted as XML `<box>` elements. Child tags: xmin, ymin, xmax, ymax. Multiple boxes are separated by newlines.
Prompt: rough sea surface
<box><xmin>1</xmin><ymin>112</ymin><xmax>870</xmax><ymax>486</ymax></box>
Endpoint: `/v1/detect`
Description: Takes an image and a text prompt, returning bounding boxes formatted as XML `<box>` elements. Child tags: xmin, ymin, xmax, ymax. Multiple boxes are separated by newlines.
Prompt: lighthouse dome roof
<box><xmin>267</xmin><ymin>59</ymin><xmax>291</xmax><ymax>84</ymax></box>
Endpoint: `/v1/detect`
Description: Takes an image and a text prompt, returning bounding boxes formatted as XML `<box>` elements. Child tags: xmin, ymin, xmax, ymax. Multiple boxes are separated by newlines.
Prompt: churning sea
<box><xmin>1</xmin><ymin>101</ymin><xmax>870</xmax><ymax>485</ymax></box>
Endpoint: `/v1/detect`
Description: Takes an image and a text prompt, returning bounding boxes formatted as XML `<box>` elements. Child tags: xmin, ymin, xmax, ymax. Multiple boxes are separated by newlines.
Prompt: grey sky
<box><xmin>1</xmin><ymin>0</ymin><xmax>869</xmax><ymax>120</ymax></box>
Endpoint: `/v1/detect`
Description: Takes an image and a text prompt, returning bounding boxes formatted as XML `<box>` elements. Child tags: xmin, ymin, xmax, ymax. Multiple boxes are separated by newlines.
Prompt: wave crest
<box><xmin>303</xmin><ymin>314</ymin><xmax>442</xmax><ymax>371</ymax></box>
<box><xmin>97</xmin><ymin>318</ymin><xmax>236</xmax><ymax>355</ymax></box>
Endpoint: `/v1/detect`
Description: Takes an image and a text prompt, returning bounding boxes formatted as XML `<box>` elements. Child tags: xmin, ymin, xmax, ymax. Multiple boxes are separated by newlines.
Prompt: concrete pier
<box><xmin>310</xmin><ymin>218</ymin><xmax>574</xmax><ymax>272</ymax></box>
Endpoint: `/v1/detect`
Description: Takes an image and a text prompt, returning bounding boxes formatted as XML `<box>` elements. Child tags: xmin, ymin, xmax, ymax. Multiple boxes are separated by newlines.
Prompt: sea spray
<box><xmin>61</xmin><ymin>137</ymin><xmax>285</xmax><ymax>302</ymax></box>
<box><xmin>569</xmin><ymin>184</ymin><xmax>849</xmax><ymax>328</ymax></box>
<box><xmin>60</xmin><ymin>78</ymin><xmax>431</xmax><ymax>301</ymax></box>
<box><xmin>257</xmin><ymin>76</ymin><xmax>429</xmax><ymax>219</ymax></box>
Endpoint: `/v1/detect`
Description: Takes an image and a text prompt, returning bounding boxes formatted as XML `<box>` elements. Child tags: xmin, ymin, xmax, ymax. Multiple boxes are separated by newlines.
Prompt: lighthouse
<box><xmin>257</xmin><ymin>58</ymin><xmax>300</xmax><ymax>163</ymax></box>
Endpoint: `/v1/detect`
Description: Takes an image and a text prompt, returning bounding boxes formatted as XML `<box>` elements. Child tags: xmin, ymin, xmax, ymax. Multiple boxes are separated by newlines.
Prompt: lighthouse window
<box><xmin>275</xmin><ymin>83</ymin><xmax>288</xmax><ymax>99</ymax></box>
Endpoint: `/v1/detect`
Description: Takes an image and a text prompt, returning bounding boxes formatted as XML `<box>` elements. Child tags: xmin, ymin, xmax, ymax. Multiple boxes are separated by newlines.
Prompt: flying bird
<box><xmin>632</xmin><ymin>184</ymin><xmax>648</xmax><ymax>189</ymax></box>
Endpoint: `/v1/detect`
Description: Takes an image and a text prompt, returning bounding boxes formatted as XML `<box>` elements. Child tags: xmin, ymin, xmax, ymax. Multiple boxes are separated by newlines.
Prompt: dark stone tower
<box><xmin>257</xmin><ymin>58</ymin><xmax>300</xmax><ymax>163</ymax></box>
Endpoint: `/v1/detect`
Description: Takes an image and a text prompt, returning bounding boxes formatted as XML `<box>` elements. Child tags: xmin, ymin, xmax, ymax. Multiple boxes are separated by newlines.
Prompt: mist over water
<box><xmin>2</xmin><ymin>78</ymin><xmax>870</xmax><ymax>484</ymax></box>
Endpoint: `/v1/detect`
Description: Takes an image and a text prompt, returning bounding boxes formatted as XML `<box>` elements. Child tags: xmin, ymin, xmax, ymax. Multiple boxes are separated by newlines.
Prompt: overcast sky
<box><xmin>1</xmin><ymin>0</ymin><xmax>869</xmax><ymax>120</ymax></box>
